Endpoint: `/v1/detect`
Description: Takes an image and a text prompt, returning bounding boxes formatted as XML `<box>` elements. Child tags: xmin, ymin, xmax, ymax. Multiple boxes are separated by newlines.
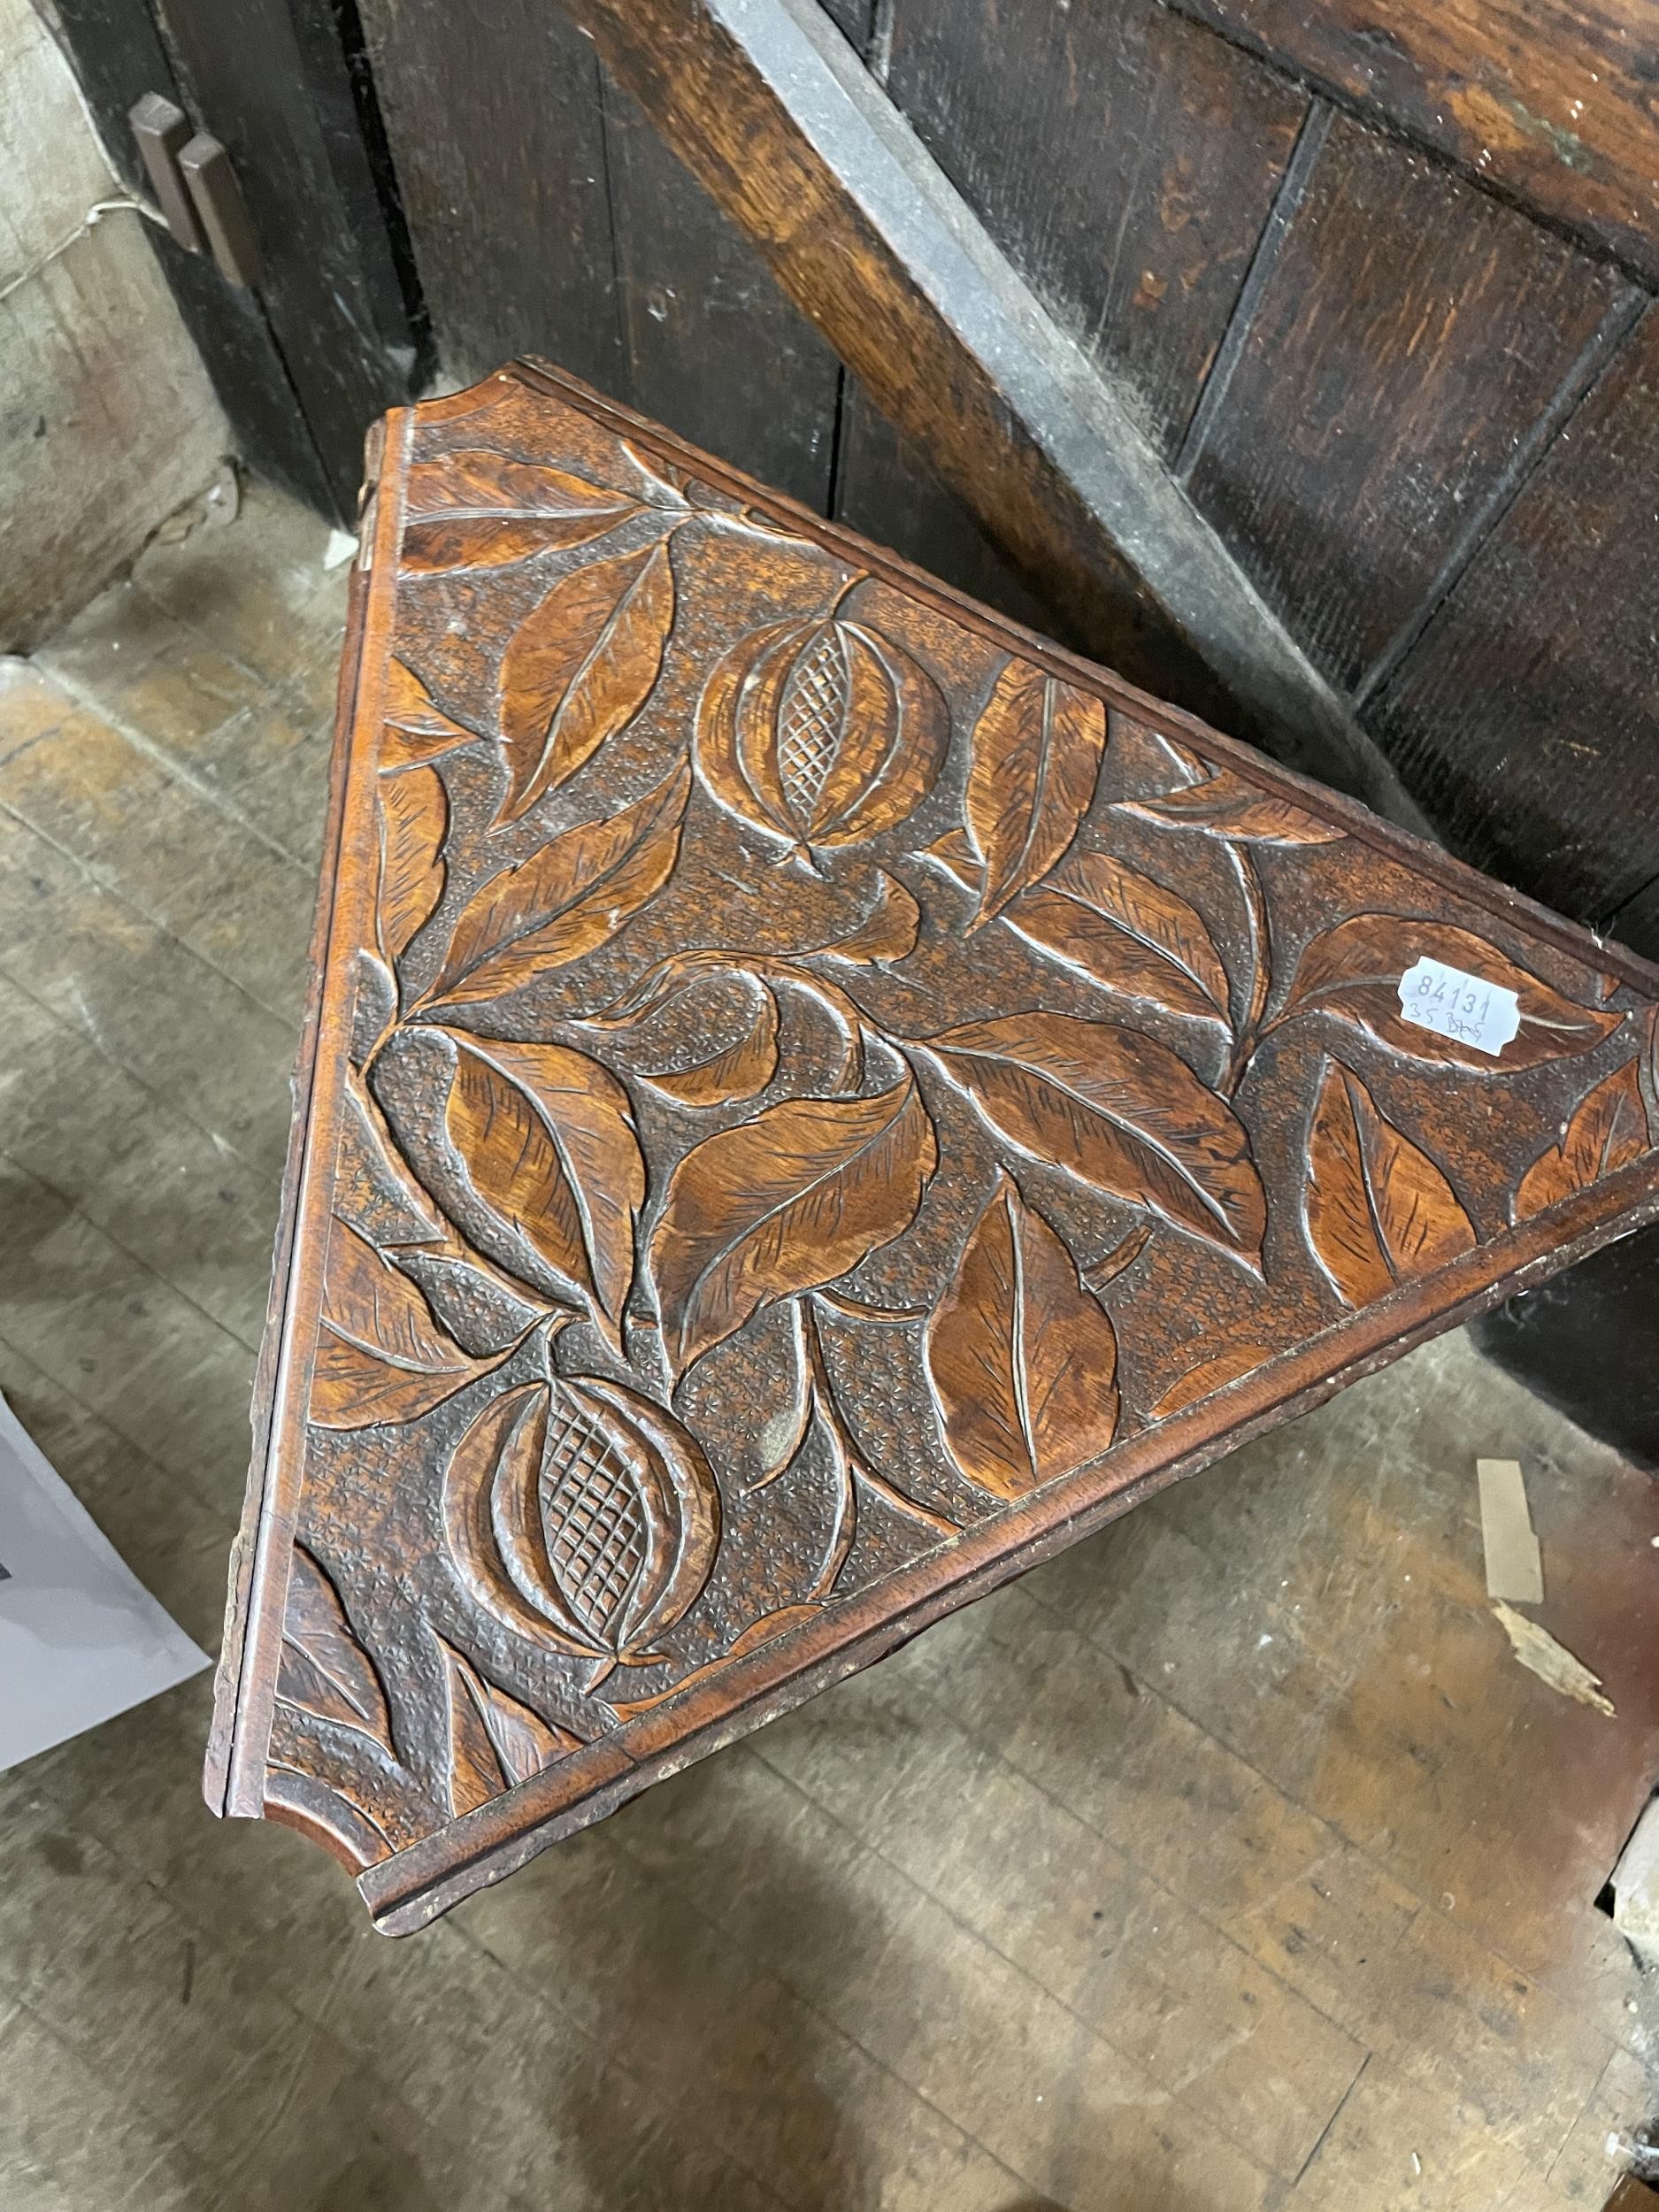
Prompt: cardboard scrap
<box><xmin>1493</xmin><ymin>1601</ymin><xmax>1615</xmax><ymax>1718</ymax></box>
<box><xmin>1477</xmin><ymin>1457</ymin><xmax>1544</xmax><ymax>1603</ymax></box>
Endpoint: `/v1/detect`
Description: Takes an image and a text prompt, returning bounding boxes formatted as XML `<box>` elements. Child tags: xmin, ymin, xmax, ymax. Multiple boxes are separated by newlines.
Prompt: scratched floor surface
<box><xmin>0</xmin><ymin>480</ymin><xmax>1655</xmax><ymax>2212</ymax></box>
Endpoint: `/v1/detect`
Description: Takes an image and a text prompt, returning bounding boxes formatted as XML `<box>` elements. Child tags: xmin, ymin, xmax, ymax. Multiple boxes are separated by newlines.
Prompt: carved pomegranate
<box><xmin>443</xmin><ymin>1376</ymin><xmax>720</xmax><ymax>1687</ymax></box>
<box><xmin>695</xmin><ymin>612</ymin><xmax>948</xmax><ymax>855</ymax></box>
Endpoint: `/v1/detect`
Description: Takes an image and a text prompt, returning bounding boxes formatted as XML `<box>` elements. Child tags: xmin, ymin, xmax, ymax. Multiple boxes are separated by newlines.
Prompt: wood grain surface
<box><xmin>1185</xmin><ymin>111</ymin><xmax>1632</xmax><ymax>693</ymax></box>
<box><xmin>1364</xmin><ymin>305</ymin><xmax>1659</xmax><ymax>926</ymax></box>
<box><xmin>206</xmin><ymin>365</ymin><xmax>1659</xmax><ymax>1932</ymax></box>
<box><xmin>1169</xmin><ymin>0</ymin><xmax>1659</xmax><ymax>286</ymax></box>
<box><xmin>886</xmin><ymin>0</ymin><xmax>1309</xmax><ymax>457</ymax></box>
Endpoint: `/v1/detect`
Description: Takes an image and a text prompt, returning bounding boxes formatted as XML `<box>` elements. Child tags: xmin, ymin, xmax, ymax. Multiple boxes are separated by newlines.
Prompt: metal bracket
<box><xmin>127</xmin><ymin>95</ymin><xmax>262</xmax><ymax>288</ymax></box>
<box><xmin>178</xmin><ymin>133</ymin><xmax>263</xmax><ymax>289</ymax></box>
<box><xmin>128</xmin><ymin>94</ymin><xmax>204</xmax><ymax>256</ymax></box>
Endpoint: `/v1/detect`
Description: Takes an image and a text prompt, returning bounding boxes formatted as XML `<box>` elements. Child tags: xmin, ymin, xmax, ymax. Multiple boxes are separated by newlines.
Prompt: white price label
<box><xmin>1397</xmin><ymin>956</ymin><xmax>1520</xmax><ymax>1056</ymax></box>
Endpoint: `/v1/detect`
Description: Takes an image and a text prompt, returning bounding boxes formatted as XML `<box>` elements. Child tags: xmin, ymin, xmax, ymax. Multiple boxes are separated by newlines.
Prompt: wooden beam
<box><xmin>553</xmin><ymin>0</ymin><xmax>1428</xmax><ymax>829</ymax></box>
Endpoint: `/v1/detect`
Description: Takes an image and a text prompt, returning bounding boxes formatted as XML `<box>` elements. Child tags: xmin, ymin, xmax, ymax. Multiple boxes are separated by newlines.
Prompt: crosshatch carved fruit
<box><xmin>695</xmin><ymin>604</ymin><xmax>949</xmax><ymax>856</ymax></box>
<box><xmin>442</xmin><ymin>1376</ymin><xmax>720</xmax><ymax>1688</ymax></box>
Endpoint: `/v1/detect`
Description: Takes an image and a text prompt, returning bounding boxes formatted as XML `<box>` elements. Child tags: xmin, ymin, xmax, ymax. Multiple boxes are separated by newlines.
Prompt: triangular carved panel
<box><xmin>206</xmin><ymin>362</ymin><xmax>1659</xmax><ymax>1932</ymax></box>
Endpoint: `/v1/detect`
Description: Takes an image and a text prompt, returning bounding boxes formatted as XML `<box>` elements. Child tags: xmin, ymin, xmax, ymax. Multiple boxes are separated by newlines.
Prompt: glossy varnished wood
<box><xmin>207</xmin><ymin>365</ymin><xmax>1659</xmax><ymax>1932</ymax></box>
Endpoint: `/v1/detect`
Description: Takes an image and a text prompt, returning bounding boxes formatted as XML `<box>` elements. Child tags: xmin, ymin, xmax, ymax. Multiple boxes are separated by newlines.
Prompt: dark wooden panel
<box><xmin>154</xmin><ymin>0</ymin><xmax>419</xmax><ymax>511</ymax></box>
<box><xmin>833</xmin><ymin>380</ymin><xmax>1061</xmax><ymax>639</ymax></box>
<box><xmin>815</xmin><ymin>0</ymin><xmax>873</xmax><ymax>50</ymax></box>
<box><xmin>1171</xmin><ymin>0</ymin><xmax>1659</xmax><ymax>287</ymax></box>
<box><xmin>357</xmin><ymin>0</ymin><xmax>625</xmax><ymax>395</ymax></box>
<box><xmin>1610</xmin><ymin>872</ymin><xmax>1659</xmax><ymax>964</ymax></box>
<box><xmin>45</xmin><ymin>0</ymin><xmax>334</xmax><ymax>511</ymax></box>
<box><xmin>886</xmin><ymin>0</ymin><xmax>1308</xmax><ymax>457</ymax></box>
<box><xmin>603</xmin><ymin>74</ymin><xmax>843</xmax><ymax>514</ymax></box>
<box><xmin>1365</xmin><ymin>307</ymin><xmax>1659</xmax><ymax>926</ymax></box>
<box><xmin>1187</xmin><ymin>112</ymin><xmax>1632</xmax><ymax>694</ymax></box>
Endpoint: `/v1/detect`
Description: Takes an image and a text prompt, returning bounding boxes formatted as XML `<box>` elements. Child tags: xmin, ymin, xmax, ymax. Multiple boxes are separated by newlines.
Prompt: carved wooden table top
<box><xmin>206</xmin><ymin>361</ymin><xmax>1659</xmax><ymax>1933</ymax></box>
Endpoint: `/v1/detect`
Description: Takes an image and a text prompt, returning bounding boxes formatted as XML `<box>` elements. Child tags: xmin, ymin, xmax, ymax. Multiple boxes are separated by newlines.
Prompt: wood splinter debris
<box><xmin>1493</xmin><ymin>1601</ymin><xmax>1616</xmax><ymax>1717</ymax></box>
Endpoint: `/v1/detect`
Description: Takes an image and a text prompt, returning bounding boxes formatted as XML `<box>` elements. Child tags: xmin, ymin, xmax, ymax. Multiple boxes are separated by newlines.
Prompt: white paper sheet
<box><xmin>0</xmin><ymin>1390</ymin><xmax>209</xmax><ymax>1771</ymax></box>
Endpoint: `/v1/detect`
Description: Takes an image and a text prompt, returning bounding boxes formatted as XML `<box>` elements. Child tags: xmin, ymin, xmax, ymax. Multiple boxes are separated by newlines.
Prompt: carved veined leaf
<box><xmin>1282</xmin><ymin>915</ymin><xmax>1621</xmax><ymax>1071</ymax></box>
<box><xmin>377</xmin><ymin>764</ymin><xmax>448</xmax><ymax>964</ymax></box>
<box><xmin>695</xmin><ymin>613</ymin><xmax>948</xmax><ymax>852</ymax></box>
<box><xmin>442</xmin><ymin>1376</ymin><xmax>720</xmax><ymax>1667</ymax></box>
<box><xmin>311</xmin><ymin>1217</ymin><xmax>495</xmax><ymax>1427</ymax></box>
<box><xmin>444</xmin><ymin>1036</ymin><xmax>644</xmax><ymax>1334</ymax></box>
<box><xmin>436</xmin><ymin>1634</ymin><xmax>578</xmax><ymax>1817</ymax></box>
<box><xmin>927</xmin><ymin>1012</ymin><xmax>1265</xmax><ymax>1266</ymax></box>
<box><xmin>430</xmin><ymin>760</ymin><xmax>688</xmax><ymax>1006</ymax></box>
<box><xmin>651</xmin><ymin>1075</ymin><xmax>938</xmax><ymax>1371</ymax></box>
<box><xmin>1009</xmin><ymin>851</ymin><xmax>1229</xmax><ymax>1022</ymax></box>
<box><xmin>1512</xmin><ymin>1061</ymin><xmax>1647</xmax><ymax>1222</ymax></box>
<box><xmin>381</xmin><ymin>657</ymin><xmax>479</xmax><ymax>766</ymax></box>
<box><xmin>637</xmin><ymin>979</ymin><xmax>780</xmax><ymax>1107</ymax></box>
<box><xmin>1123</xmin><ymin>764</ymin><xmax>1345</xmax><ymax>845</ymax></box>
<box><xmin>496</xmin><ymin>540</ymin><xmax>676</xmax><ymax>821</ymax></box>
<box><xmin>823</xmin><ymin>870</ymin><xmax>922</xmax><ymax>965</ymax></box>
<box><xmin>278</xmin><ymin>1545</ymin><xmax>395</xmax><ymax>1753</ymax></box>
<box><xmin>964</xmin><ymin>659</ymin><xmax>1108</xmax><ymax>923</ymax></box>
<box><xmin>336</xmin><ymin>1070</ymin><xmax>448</xmax><ymax>1246</ymax></box>
<box><xmin>1304</xmin><ymin>1059</ymin><xmax>1477</xmax><ymax>1307</ymax></box>
<box><xmin>402</xmin><ymin>447</ymin><xmax>641</xmax><ymax>572</ymax></box>
<box><xmin>926</xmin><ymin>1175</ymin><xmax>1119</xmax><ymax>1500</ymax></box>
<box><xmin>1149</xmin><ymin>1344</ymin><xmax>1272</xmax><ymax>1421</ymax></box>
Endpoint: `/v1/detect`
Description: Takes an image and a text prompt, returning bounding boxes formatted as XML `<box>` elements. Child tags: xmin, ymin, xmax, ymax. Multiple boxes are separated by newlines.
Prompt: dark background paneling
<box><xmin>1183</xmin><ymin>111</ymin><xmax>1632</xmax><ymax>695</ymax></box>
<box><xmin>1364</xmin><ymin>305</ymin><xmax>1659</xmax><ymax>931</ymax></box>
<box><xmin>357</xmin><ymin>0</ymin><xmax>625</xmax><ymax>396</ymax></box>
<box><xmin>884</xmin><ymin>0</ymin><xmax>1308</xmax><ymax>458</ymax></box>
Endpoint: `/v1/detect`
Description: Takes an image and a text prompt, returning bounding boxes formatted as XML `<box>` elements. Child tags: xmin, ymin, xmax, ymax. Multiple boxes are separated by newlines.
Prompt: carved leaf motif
<box><xmin>377</xmin><ymin>765</ymin><xmax>448</xmax><ymax>964</ymax></box>
<box><xmin>1009</xmin><ymin>851</ymin><xmax>1229</xmax><ymax>1022</ymax></box>
<box><xmin>381</xmin><ymin>658</ymin><xmax>479</xmax><ymax>765</ymax></box>
<box><xmin>442</xmin><ymin>1376</ymin><xmax>720</xmax><ymax>1666</ymax></box>
<box><xmin>444</xmin><ymin>1036</ymin><xmax>643</xmax><ymax>1334</ymax></box>
<box><xmin>823</xmin><ymin>871</ymin><xmax>921</xmax><ymax>965</ymax></box>
<box><xmin>1123</xmin><ymin>764</ymin><xmax>1345</xmax><ymax>845</ymax></box>
<box><xmin>637</xmin><ymin>980</ymin><xmax>780</xmax><ymax>1108</ymax></box>
<box><xmin>926</xmin><ymin>1175</ymin><xmax>1119</xmax><ymax>1500</ymax></box>
<box><xmin>651</xmin><ymin>1075</ymin><xmax>938</xmax><ymax>1371</ymax></box>
<box><xmin>496</xmin><ymin>541</ymin><xmax>676</xmax><ymax>821</ymax></box>
<box><xmin>436</xmin><ymin>1634</ymin><xmax>577</xmax><ymax>1817</ymax></box>
<box><xmin>1512</xmin><ymin>1061</ymin><xmax>1647</xmax><ymax>1222</ymax></box>
<box><xmin>1149</xmin><ymin>1344</ymin><xmax>1271</xmax><ymax>1420</ymax></box>
<box><xmin>311</xmin><ymin>1217</ymin><xmax>493</xmax><ymax>1427</ymax></box>
<box><xmin>1282</xmin><ymin>915</ymin><xmax>1621</xmax><ymax>1071</ymax></box>
<box><xmin>278</xmin><ymin>1545</ymin><xmax>395</xmax><ymax>1752</ymax></box>
<box><xmin>964</xmin><ymin>659</ymin><xmax>1107</xmax><ymax>923</ymax></box>
<box><xmin>1304</xmin><ymin>1059</ymin><xmax>1477</xmax><ymax>1307</ymax></box>
<box><xmin>402</xmin><ymin>447</ymin><xmax>641</xmax><ymax>572</ymax></box>
<box><xmin>431</xmin><ymin>761</ymin><xmax>688</xmax><ymax>1006</ymax></box>
<box><xmin>695</xmin><ymin>614</ymin><xmax>948</xmax><ymax>851</ymax></box>
<box><xmin>927</xmin><ymin>1012</ymin><xmax>1265</xmax><ymax>1264</ymax></box>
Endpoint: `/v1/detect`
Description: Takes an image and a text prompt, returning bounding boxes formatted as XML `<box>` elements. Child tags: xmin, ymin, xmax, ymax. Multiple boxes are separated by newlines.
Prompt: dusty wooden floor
<box><xmin>1</xmin><ymin>480</ymin><xmax>1656</xmax><ymax>2212</ymax></box>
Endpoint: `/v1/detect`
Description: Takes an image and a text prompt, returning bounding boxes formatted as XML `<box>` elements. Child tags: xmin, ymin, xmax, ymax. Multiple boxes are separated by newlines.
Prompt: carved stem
<box><xmin>1222</xmin><ymin>843</ymin><xmax>1271</xmax><ymax>1097</ymax></box>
